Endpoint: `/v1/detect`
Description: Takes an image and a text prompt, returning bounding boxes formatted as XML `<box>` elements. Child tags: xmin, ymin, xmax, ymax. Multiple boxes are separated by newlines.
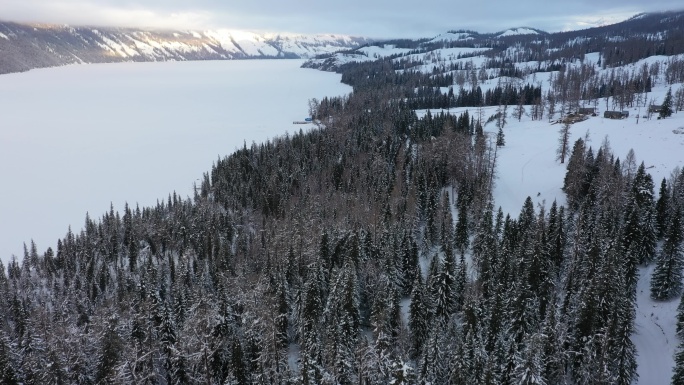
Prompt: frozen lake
<box><xmin>0</xmin><ymin>59</ymin><xmax>351</xmax><ymax>263</ymax></box>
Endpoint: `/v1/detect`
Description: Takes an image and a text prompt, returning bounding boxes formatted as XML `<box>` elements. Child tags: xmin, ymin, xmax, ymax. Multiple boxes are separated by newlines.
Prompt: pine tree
<box><xmin>44</xmin><ymin>348</ymin><xmax>66</xmax><ymax>385</ymax></box>
<box><xmin>496</xmin><ymin>127</ymin><xmax>505</xmax><ymax>146</ymax></box>
<box><xmin>301</xmin><ymin>266</ymin><xmax>324</xmax><ymax>336</ymax></box>
<box><xmin>229</xmin><ymin>338</ymin><xmax>248</xmax><ymax>385</ymax></box>
<box><xmin>661</xmin><ymin>87</ymin><xmax>674</xmax><ymax>118</ymax></box>
<box><xmin>439</xmin><ymin>191</ymin><xmax>454</xmax><ymax>256</ymax></box>
<box><xmin>0</xmin><ymin>333</ymin><xmax>18</xmax><ymax>385</ymax></box>
<box><xmin>409</xmin><ymin>268</ymin><xmax>430</xmax><ymax>358</ymax></box>
<box><xmin>610</xmin><ymin>260</ymin><xmax>638</xmax><ymax>385</ymax></box>
<box><xmin>389</xmin><ymin>358</ymin><xmax>416</xmax><ymax>384</ymax></box>
<box><xmin>433</xmin><ymin>248</ymin><xmax>455</xmax><ymax>323</ymax></box>
<box><xmin>514</xmin><ymin>333</ymin><xmax>547</xmax><ymax>385</ymax></box>
<box><xmin>674</xmin><ymin>343</ymin><xmax>684</xmax><ymax>385</ymax></box>
<box><xmin>455</xmin><ymin>254</ymin><xmax>468</xmax><ymax>312</ymax></box>
<box><xmin>320</xmin><ymin>229</ymin><xmax>331</xmax><ymax>271</ymax></box>
<box><xmin>562</xmin><ymin>138</ymin><xmax>587</xmax><ymax>208</ymax></box>
<box><xmin>95</xmin><ymin>316</ymin><xmax>123</xmax><ymax>384</ymax></box>
<box><xmin>657</xmin><ymin>178</ymin><xmax>671</xmax><ymax>238</ymax></box>
<box><xmin>336</xmin><ymin>262</ymin><xmax>361</xmax><ymax>347</ymax></box>
<box><xmin>418</xmin><ymin>330</ymin><xmax>449</xmax><ymax>385</ymax></box>
<box><xmin>473</xmin><ymin>202</ymin><xmax>497</xmax><ymax>299</ymax></box>
<box><xmin>454</xmin><ymin>187</ymin><xmax>470</xmax><ymax>255</ymax></box>
<box><xmin>623</xmin><ymin>162</ymin><xmax>657</xmax><ymax>267</ymax></box>
<box><xmin>651</xmin><ymin>206</ymin><xmax>684</xmax><ymax>300</ymax></box>
<box><xmin>677</xmin><ymin>291</ymin><xmax>684</xmax><ymax>336</ymax></box>
<box><xmin>275</xmin><ymin>277</ymin><xmax>289</xmax><ymax>350</ymax></box>
<box><xmin>401</xmin><ymin>232</ymin><xmax>419</xmax><ymax>296</ymax></box>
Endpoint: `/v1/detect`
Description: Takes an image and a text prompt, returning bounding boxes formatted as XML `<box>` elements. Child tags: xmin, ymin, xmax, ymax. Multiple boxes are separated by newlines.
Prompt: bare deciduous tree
<box><xmin>557</xmin><ymin>121</ymin><xmax>572</xmax><ymax>164</ymax></box>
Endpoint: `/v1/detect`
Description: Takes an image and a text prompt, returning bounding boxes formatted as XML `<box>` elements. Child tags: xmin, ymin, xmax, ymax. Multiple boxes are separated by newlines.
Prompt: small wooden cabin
<box><xmin>649</xmin><ymin>105</ymin><xmax>662</xmax><ymax>113</ymax></box>
<box><xmin>604</xmin><ymin>111</ymin><xmax>629</xmax><ymax>119</ymax></box>
<box><xmin>604</xmin><ymin>111</ymin><xmax>623</xmax><ymax>119</ymax></box>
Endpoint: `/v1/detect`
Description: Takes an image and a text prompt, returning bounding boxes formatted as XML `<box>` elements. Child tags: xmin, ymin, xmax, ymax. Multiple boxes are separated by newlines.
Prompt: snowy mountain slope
<box><xmin>305</xmin><ymin>45</ymin><xmax>492</xmax><ymax>71</ymax></box>
<box><xmin>497</xmin><ymin>27</ymin><xmax>542</xmax><ymax>37</ymax></box>
<box><xmin>357</xmin><ymin>44</ymin><xmax>413</xmax><ymax>58</ymax></box>
<box><xmin>0</xmin><ymin>21</ymin><xmax>371</xmax><ymax>74</ymax></box>
<box><xmin>428</xmin><ymin>32</ymin><xmax>475</xmax><ymax>43</ymax></box>
<box><xmin>305</xmin><ymin>9</ymin><xmax>684</xmax><ymax>75</ymax></box>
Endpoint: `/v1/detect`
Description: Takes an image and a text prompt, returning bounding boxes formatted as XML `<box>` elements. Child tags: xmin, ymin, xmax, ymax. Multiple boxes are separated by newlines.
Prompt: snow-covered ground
<box><xmin>634</xmin><ymin>264</ymin><xmax>680</xmax><ymax>385</ymax></box>
<box><xmin>357</xmin><ymin>44</ymin><xmax>412</xmax><ymax>58</ymax></box>
<box><xmin>418</xmin><ymin>81</ymin><xmax>683</xmax><ymax>383</ymax></box>
<box><xmin>497</xmin><ymin>27</ymin><xmax>540</xmax><ymax>37</ymax></box>
<box><xmin>418</xmin><ymin>85</ymin><xmax>684</xmax><ymax>218</ymax></box>
<box><xmin>0</xmin><ymin>59</ymin><xmax>351</xmax><ymax>263</ymax></box>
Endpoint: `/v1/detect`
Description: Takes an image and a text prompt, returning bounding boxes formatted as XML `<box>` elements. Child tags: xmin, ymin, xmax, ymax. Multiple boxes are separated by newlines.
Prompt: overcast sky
<box><xmin>1</xmin><ymin>1</ymin><xmax>683</xmax><ymax>38</ymax></box>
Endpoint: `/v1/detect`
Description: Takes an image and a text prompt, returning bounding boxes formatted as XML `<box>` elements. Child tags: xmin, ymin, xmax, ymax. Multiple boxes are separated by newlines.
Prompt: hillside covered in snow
<box><xmin>0</xmin><ymin>21</ymin><xmax>371</xmax><ymax>74</ymax></box>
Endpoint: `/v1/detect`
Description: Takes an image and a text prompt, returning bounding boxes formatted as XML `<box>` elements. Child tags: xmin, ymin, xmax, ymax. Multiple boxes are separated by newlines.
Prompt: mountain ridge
<box><xmin>304</xmin><ymin>9</ymin><xmax>684</xmax><ymax>71</ymax></box>
<box><xmin>0</xmin><ymin>21</ymin><xmax>372</xmax><ymax>74</ymax></box>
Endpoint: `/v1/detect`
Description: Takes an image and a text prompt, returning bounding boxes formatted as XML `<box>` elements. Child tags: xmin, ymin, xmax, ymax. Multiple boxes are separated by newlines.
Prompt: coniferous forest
<box><xmin>3</xmin><ymin>11</ymin><xmax>684</xmax><ymax>385</ymax></box>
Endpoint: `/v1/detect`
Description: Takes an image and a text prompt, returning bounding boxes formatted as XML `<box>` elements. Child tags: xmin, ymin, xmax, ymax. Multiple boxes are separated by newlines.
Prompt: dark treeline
<box><xmin>407</xmin><ymin>84</ymin><xmax>542</xmax><ymax>110</ymax></box>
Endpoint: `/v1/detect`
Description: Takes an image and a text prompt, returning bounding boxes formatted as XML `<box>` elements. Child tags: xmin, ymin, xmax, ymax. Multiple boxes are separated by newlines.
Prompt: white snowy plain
<box><xmin>0</xmin><ymin>59</ymin><xmax>351</xmax><ymax>264</ymax></box>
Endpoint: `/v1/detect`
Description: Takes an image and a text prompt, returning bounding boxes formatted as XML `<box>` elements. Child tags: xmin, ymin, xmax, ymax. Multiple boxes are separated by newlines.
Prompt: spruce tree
<box><xmin>230</xmin><ymin>338</ymin><xmax>248</xmax><ymax>385</ymax></box>
<box><xmin>677</xmin><ymin>291</ymin><xmax>684</xmax><ymax>336</ymax></box>
<box><xmin>513</xmin><ymin>333</ymin><xmax>547</xmax><ymax>385</ymax></box>
<box><xmin>454</xmin><ymin>187</ymin><xmax>470</xmax><ymax>255</ymax></box>
<box><xmin>472</xmin><ymin>202</ymin><xmax>496</xmax><ymax>298</ymax></box>
<box><xmin>623</xmin><ymin>163</ymin><xmax>657</xmax><ymax>267</ymax></box>
<box><xmin>409</xmin><ymin>268</ymin><xmax>430</xmax><ymax>357</ymax></box>
<box><xmin>95</xmin><ymin>316</ymin><xmax>123</xmax><ymax>384</ymax></box>
<box><xmin>657</xmin><ymin>178</ymin><xmax>671</xmax><ymax>239</ymax></box>
<box><xmin>651</xmin><ymin>206</ymin><xmax>684</xmax><ymax>300</ymax></box>
<box><xmin>275</xmin><ymin>277</ymin><xmax>289</xmax><ymax>349</ymax></box>
<box><xmin>661</xmin><ymin>87</ymin><xmax>674</xmax><ymax>118</ymax></box>
<box><xmin>0</xmin><ymin>333</ymin><xmax>18</xmax><ymax>385</ymax></box>
<box><xmin>401</xmin><ymin>233</ymin><xmax>419</xmax><ymax>296</ymax></box>
<box><xmin>433</xmin><ymin>248</ymin><xmax>456</xmax><ymax>323</ymax></box>
<box><xmin>563</xmin><ymin>138</ymin><xmax>587</xmax><ymax>208</ymax></box>
<box><xmin>674</xmin><ymin>343</ymin><xmax>684</xmax><ymax>385</ymax></box>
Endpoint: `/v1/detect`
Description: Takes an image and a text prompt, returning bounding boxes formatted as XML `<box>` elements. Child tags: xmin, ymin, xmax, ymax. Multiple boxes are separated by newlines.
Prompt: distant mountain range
<box><xmin>2</xmin><ymin>10</ymin><xmax>683</xmax><ymax>76</ymax></box>
<box><xmin>304</xmin><ymin>10</ymin><xmax>684</xmax><ymax>71</ymax></box>
<box><xmin>0</xmin><ymin>22</ymin><xmax>372</xmax><ymax>74</ymax></box>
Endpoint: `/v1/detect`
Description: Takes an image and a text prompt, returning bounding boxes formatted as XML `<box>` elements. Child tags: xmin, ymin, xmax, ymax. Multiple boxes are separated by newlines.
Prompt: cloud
<box><xmin>1</xmin><ymin>0</ymin><xmax>683</xmax><ymax>38</ymax></box>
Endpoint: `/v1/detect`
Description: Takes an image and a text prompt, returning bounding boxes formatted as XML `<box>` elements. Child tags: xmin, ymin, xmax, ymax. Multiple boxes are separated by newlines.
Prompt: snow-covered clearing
<box><xmin>497</xmin><ymin>28</ymin><xmax>540</xmax><ymax>37</ymax></box>
<box><xmin>0</xmin><ymin>59</ymin><xmax>351</xmax><ymax>263</ymax></box>
<box><xmin>428</xmin><ymin>32</ymin><xmax>474</xmax><ymax>43</ymax></box>
<box><xmin>418</xmin><ymin>85</ymin><xmax>684</xmax><ymax>218</ymax></box>
<box><xmin>634</xmin><ymin>264</ymin><xmax>680</xmax><ymax>385</ymax></box>
<box><xmin>357</xmin><ymin>44</ymin><xmax>412</xmax><ymax>58</ymax></box>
